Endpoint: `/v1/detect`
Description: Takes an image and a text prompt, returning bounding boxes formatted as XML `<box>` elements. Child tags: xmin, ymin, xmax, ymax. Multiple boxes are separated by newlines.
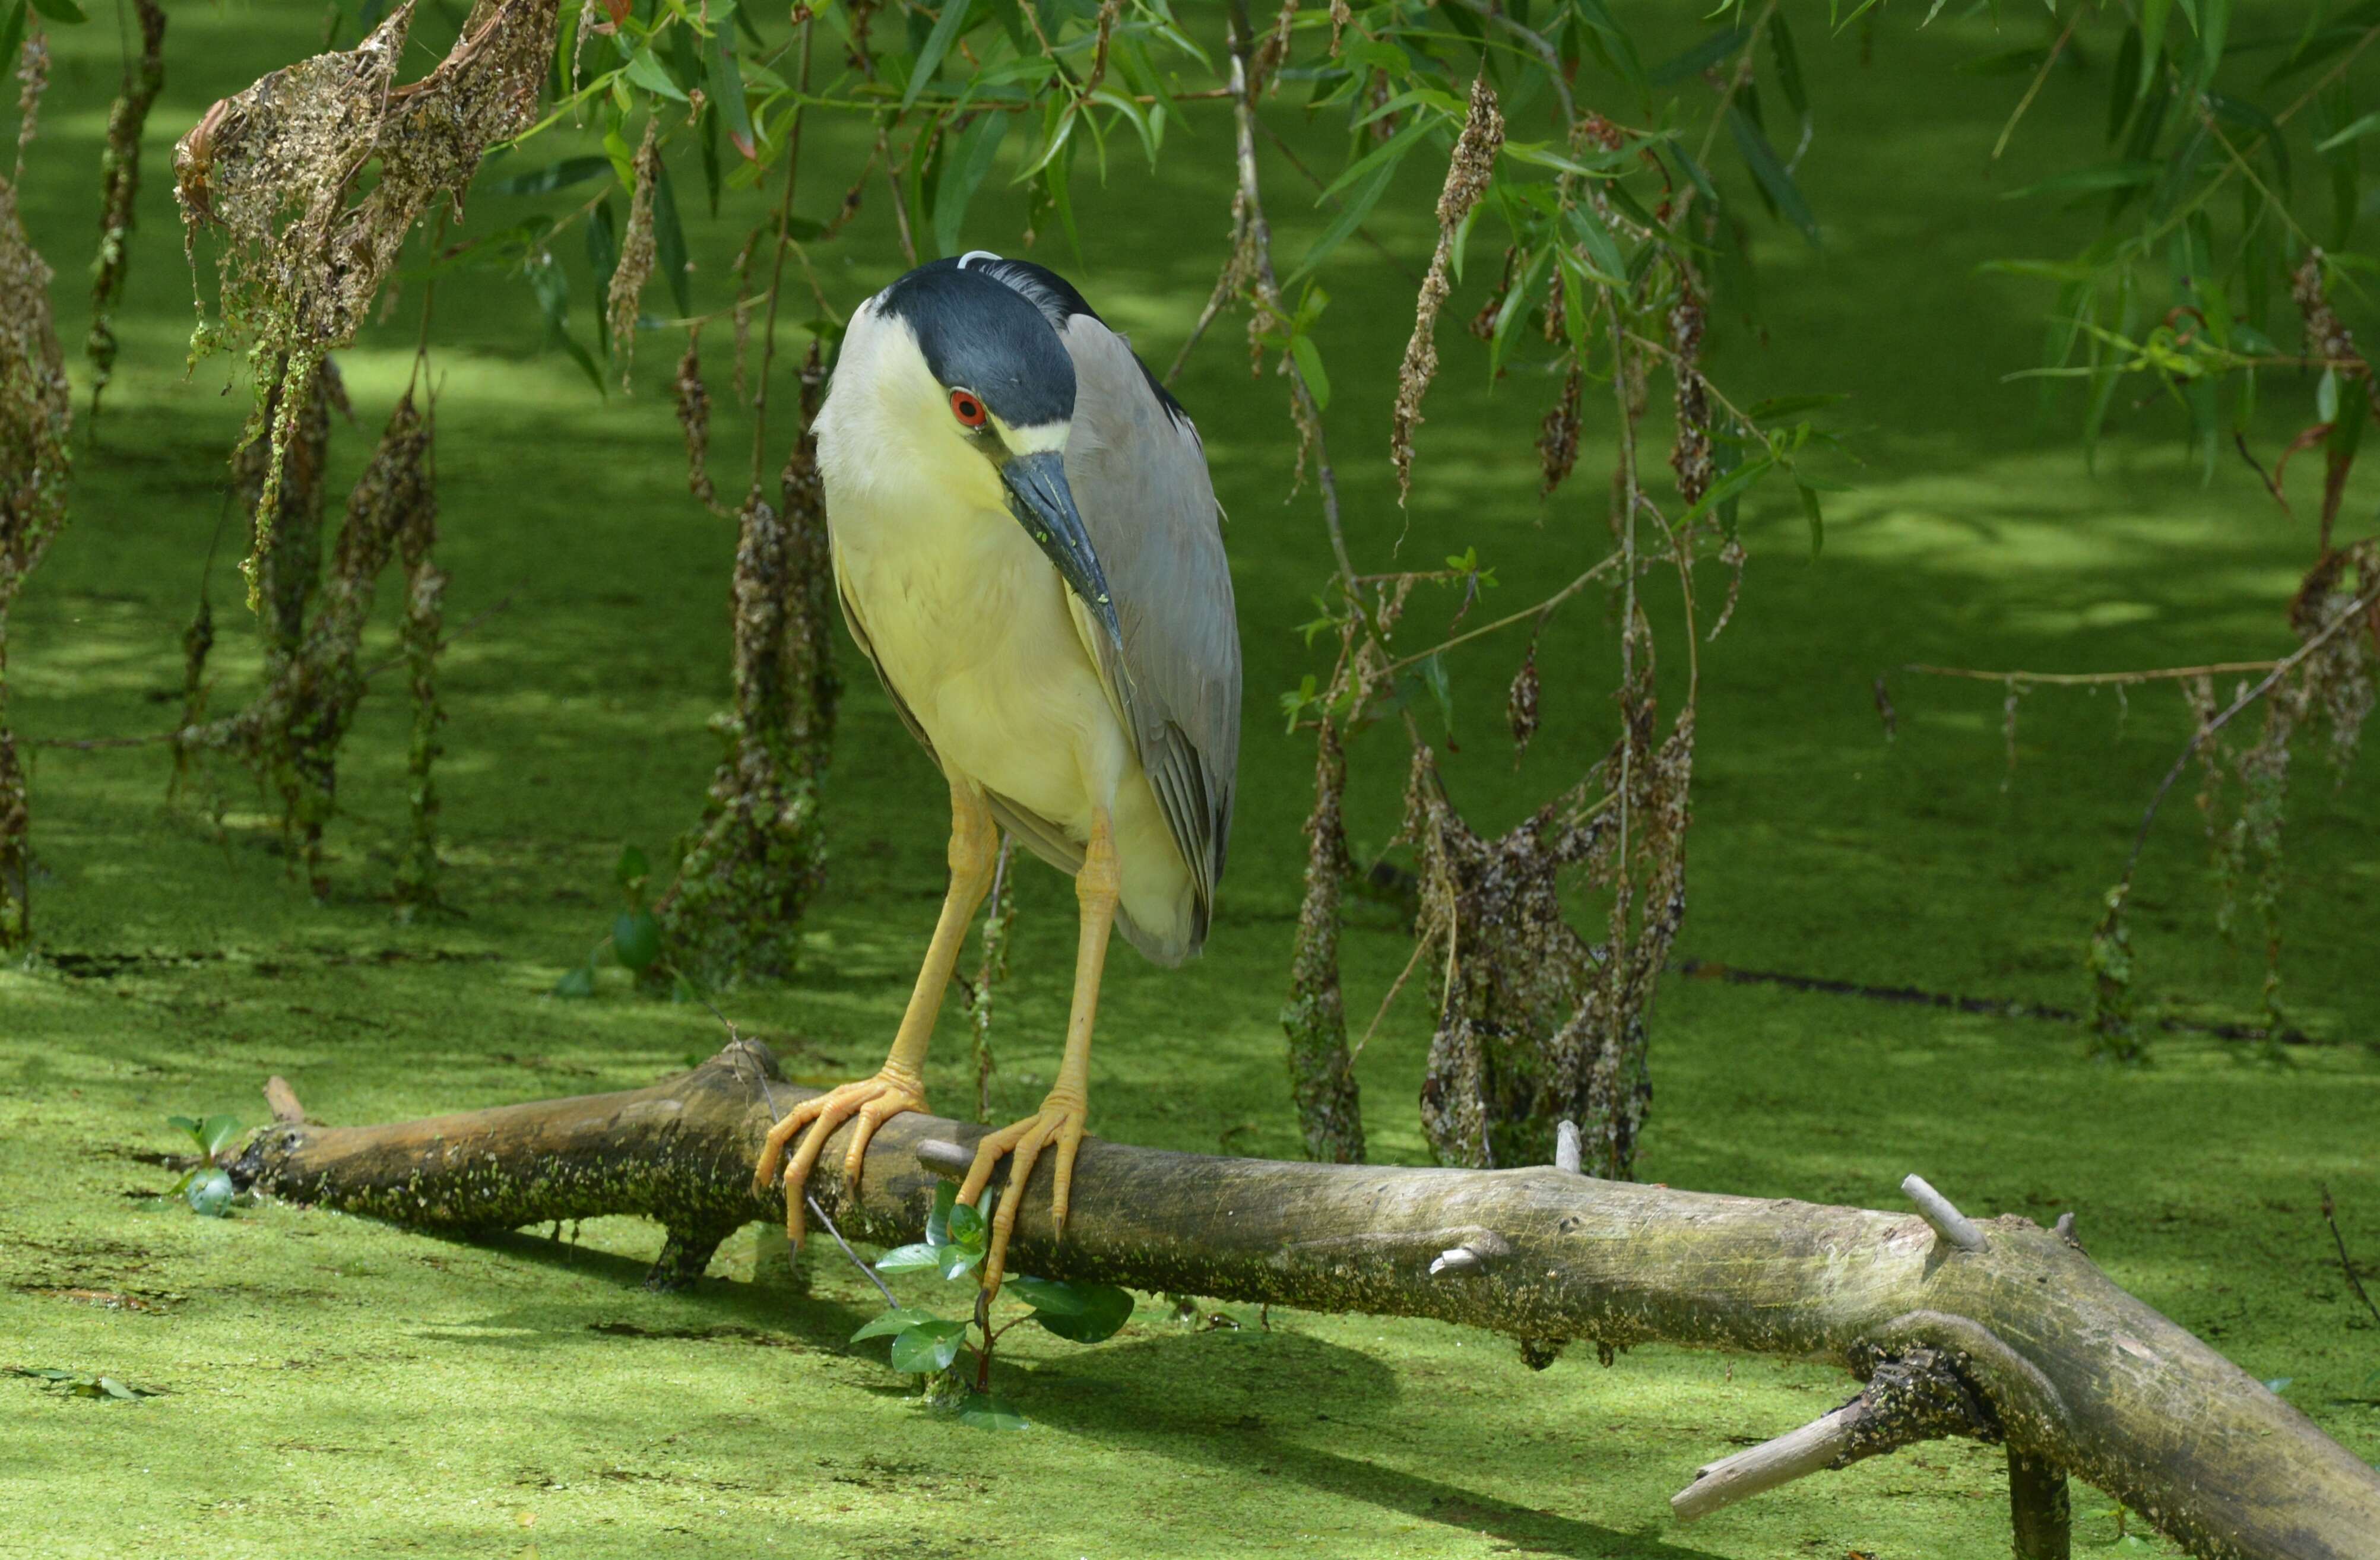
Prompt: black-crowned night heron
<box><xmin>754</xmin><ymin>253</ymin><xmax>1241</xmax><ymax>1289</ymax></box>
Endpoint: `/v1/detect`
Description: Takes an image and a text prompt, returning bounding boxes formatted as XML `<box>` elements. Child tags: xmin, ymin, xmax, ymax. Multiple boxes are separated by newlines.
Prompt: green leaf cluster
<box><xmin>164</xmin><ymin>1115</ymin><xmax>244</xmax><ymax>1217</ymax></box>
<box><xmin>848</xmin><ymin>1184</ymin><xmax>1135</xmax><ymax>1429</ymax></box>
<box><xmin>7</xmin><ymin>1367</ymin><xmax>159</xmax><ymax>1400</ymax></box>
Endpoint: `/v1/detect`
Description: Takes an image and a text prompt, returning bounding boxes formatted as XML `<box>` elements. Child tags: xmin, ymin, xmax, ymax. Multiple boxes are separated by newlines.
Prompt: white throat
<box><xmin>816</xmin><ymin>300</ymin><xmax>1008</xmax><ymax>522</ymax></box>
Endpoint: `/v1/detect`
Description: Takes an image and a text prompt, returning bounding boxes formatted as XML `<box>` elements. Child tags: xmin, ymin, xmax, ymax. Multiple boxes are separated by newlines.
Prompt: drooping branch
<box><xmin>2117</xmin><ymin>586</ymin><xmax>2377</xmax><ymax>887</ymax></box>
<box><xmin>0</xmin><ymin>172</ymin><xmax>73</xmax><ymax>951</ymax></box>
<box><xmin>178</xmin><ymin>390</ymin><xmax>433</xmax><ymax>898</ymax></box>
<box><xmin>391</xmin><ymin>394</ymin><xmax>445</xmax><ymax>913</ymax></box>
<box><xmin>232</xmin><ymin>1040</ymin><xmax>2380</xmax><ymax>1560</ymax></box>
<box><xmin>653</xmin><ymin>343</ymin><xmax>836</xmax><ymax>986</ymax></box>
<box><xmin>174</xmin><ymin>0</ymin><xmax>556</xmax><ymax>565</ymax></box>
<box><xmin>1217</xmin><ymin>0</ymin><xmax>1370</xmax><ymax>1165</ymax></box>
<box><xmin>85</xmin><ymin>0</ymin><xmax>166</xmax><ymax>418</ymax></box>
<box><xmin>1281</xmin><ymin>705</ymin><xmax>1364</xmax><ymax>1162</ymax></box>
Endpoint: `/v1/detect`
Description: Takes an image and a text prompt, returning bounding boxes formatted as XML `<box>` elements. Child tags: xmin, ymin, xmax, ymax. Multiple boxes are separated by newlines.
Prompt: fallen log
<box><xmin>229</xmin><ymin>1038</ymin><xmax>2380</xmax><ymax>1560</ymax></box>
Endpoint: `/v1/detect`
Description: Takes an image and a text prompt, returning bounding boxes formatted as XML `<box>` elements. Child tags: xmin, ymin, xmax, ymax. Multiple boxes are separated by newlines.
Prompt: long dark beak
<box><xmin>1002</xmin><ymin>451</ymin><xmax>1122</xmax><ymax>649</ymax></box>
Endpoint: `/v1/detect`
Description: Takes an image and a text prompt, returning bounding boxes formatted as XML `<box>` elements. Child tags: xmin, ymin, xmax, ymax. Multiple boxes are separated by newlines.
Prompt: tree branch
<box><xmin>1672</xmin><ymin>1345</ymin><xmax>1991</xmax><ymax>1520</ymax></box>
<box><xmin>229</xmin><ymin>1039</ymin><xmax>2380</xmax><ymax>1560</ymax></box>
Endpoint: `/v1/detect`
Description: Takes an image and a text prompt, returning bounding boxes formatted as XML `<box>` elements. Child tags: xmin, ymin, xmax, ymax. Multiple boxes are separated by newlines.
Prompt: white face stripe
<box><xmin>830</xmin><ymin>307</ymin><xmax>1068</xmax><ymax>467</ymax></box>
<box><xmin>956</xmin><ymin>249</ymin><xmax>1002</xmax><ymax>271</ymax></box>
<box><xmin>1002</xmin><ymin>418</ymin><xmax>1070</xmax><ymax>455</ymax></box>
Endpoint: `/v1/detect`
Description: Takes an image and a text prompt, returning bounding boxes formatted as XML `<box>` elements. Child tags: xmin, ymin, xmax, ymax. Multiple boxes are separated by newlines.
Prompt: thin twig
<box><xmin>1165</xmin><ymin>249</ymin><xmax>1241</xmax><ymax>386</ymax></box>
<box><xmin>1224</xmin><ymin>0</ymin><xmax>1424</xmax><ymax>759</ymax></box>
<box><xmin>1080</xmin><ymin>0</ymin><xmax>1122</xmax><ymax>97</ymax></box>
<box><xmin>1991</xmin><ymin>10</ymin><xmax>2080</xmax><ymax>163</ymax></box>
<box><xmin>1384</xmin><ymin>555</ymin><xmax>1623</xmax><ymax>675</ymax></box>
<box><xmin>879</xmin><ymin>126</ymin><xmax>917</xmax><ymax>267</ymax></box>
<box><xmin>31</xmin><ymin>730</ymin><xmax>181</xmax><ymax>752</ymax></box>
<box><xmin>1256</xmin><ymin>119</ymin><xmax>1425</xmax><ymax>286</ymax></box>
<box><xmin>1225</xmin><ymin>0</ymin><xmax>1355</xmax><ymax>592</ymax></box>
<box><xmin>805</xmin><ymin>1191</ymin><xmax>900</xmax><ymax>1308</ymax></box>
<box><xmin>356</xmin><ymin>590</ymin><xmax>515</xmax><ymax>683</ymax></box>
<box><xmin>2321</xmin><ymin>1185</ymin><xmax>2380</xmax><ymax>1328</ymax></box>
<box><xmin>2201</xmin><ymin>110</ymin><xmax>2357</xmax><ymax>305</ymax></box>
<box><xmin>1693</xmin><ymin>0</ymin><xmax>1779</xmax><ymax>175</ymax></box>
<box><xmin>1904</xmin><ymin>658</ymin><xmax>2285</xmax><ymax>689</ymax></box>
<box><xmin>1349</xmin><ymin>917</ymin><xmax>1431</xmax><ymax>1062</ymax></box>
<box><xmin>750</xmin><ymin>20</ymin><xmax>815</xmax><ymax>488</ymax></box>
<box><xmin>2129</xmin><ymin>21</ymin><xmax>2380</xmax><ymax>262</ymax></box>
<box><xmin>1609</xmin><ymin>323</ymin><xmax>1643</xmax><ymax>1074</ymax></box>
<box><xmin>1441</xmin><ymin>0</ymin><xmax>1571</xmax><ymax>126</ymax></box>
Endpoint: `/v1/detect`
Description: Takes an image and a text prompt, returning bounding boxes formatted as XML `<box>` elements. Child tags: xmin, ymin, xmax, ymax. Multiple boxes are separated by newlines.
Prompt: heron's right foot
<box><xmin>753</xmin><ymin>1066</ymin><xmax>928</xmax><ymax>1245</ymax></box>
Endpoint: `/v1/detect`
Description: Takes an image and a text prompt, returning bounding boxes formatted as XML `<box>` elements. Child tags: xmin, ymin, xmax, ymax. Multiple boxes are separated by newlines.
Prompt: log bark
<box><xmin>229</xmin><ymin>1039</ymin><xmax>2380</xmax><ymax>1560</ymax></box>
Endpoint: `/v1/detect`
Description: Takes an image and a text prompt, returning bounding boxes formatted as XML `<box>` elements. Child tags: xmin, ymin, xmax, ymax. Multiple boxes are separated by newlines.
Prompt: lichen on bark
<box><xmin>1409</xmin><ymin>744</ymin><xmax>1605</xmax><ymax>1172</ymax></box>
<box><xmin>0</xmin><ymin>173</ymin><xmax>73</xmax><ymax>950</ymax></box>
<box><xmin>236</xmin><ymin>360</ymin><xmax>340</xmax><ymax>685</ymax></box>
<box><xmin>1281</xmin><ymin>714</ymin><xmax>1365</xmax><ymax>1163</ymax></box>
<box><xmin>657</xmin><ymin>347</ymin><xmax>838</xmax><ymax>986</ymax></box>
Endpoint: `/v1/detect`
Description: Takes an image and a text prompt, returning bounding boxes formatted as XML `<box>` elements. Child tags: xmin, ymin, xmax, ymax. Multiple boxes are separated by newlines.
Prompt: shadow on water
<box><xmin>407</xmin><ymin>1226</ymin><xmax>877</xmax><ymax>1353</ymax></box>
<box><xmin>993</xmin><ymin>1328</ymin><xmax>1721</xmax><ymax>1560</ymax></box>
<box><xmin>408</xmin><ymin>1230</ymin><xmax>1719</xmax><ymax>1558</ymax></box>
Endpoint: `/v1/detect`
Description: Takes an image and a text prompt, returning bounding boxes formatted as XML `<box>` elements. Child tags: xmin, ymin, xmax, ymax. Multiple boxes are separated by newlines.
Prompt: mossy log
<box><xmin>230</xmin><ymin>1039</ymin><xmax>2379</xmax><ymax>1560</ymax></box>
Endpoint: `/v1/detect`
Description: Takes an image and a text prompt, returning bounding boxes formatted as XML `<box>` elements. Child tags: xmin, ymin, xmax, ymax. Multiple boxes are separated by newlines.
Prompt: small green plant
<box><xmin>7</xmin><ymin>1366</ymin><xmax>161</xmax><ymax>1400</ymax></box>
<box><xmin>851</xmin><ymin>1183</ymin><xmax>1134</xmax><ymax>1430</ymax></box>
<box><xmin>164</xmin><ymin>1114</ymin><xmax>242</xmax><ymax>1216</ymax></box>
<box><xmin>2089</xmin><ymin>1498</ymin><xmax>2164</xmax><ymax>1551</ymax></box>
<box><xmin>552</xmin><ymin>844</ymin><xmax>665</xmax><ymax>997</ymax></box>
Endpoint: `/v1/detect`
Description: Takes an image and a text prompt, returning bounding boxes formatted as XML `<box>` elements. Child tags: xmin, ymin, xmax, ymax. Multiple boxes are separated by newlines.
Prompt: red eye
<box><xmin>950</xmin><ymin>389</ymin><xmax>988</xmax><ymax>429</ymax></box>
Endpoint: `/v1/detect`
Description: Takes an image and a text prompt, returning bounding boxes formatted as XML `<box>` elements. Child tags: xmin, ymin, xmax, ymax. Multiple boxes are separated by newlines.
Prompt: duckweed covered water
<box><xmin>4</xmin><ymin>9</ymin><xmax>2375</xmax><ymax>1557</ymax></box>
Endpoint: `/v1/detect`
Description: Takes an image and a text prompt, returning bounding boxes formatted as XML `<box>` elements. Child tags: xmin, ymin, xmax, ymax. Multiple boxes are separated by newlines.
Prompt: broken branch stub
<box><xmin>1904</xmin><ymin>1172</ymin><xmax>1989</xmax><ymax>1253</ymax></box>
<box><xmin>232</xmin><ymin>1041</ymin><xmax>2380</xmax><ymax>1560</ymax></box>
<box><xmin>1671</xmin><ymin>1345</ymin><xmax>1995</xmax><ymax>1521</ymax></box>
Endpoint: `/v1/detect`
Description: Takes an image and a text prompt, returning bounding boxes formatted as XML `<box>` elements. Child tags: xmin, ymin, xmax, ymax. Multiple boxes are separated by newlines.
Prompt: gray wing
<box><xmin>1059</xmin><ymin>315</ymin><xmax>1242</xmax><ymax>946</ymax></box>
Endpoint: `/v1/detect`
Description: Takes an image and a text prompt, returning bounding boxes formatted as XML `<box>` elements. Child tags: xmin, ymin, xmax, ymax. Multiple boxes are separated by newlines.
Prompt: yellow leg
<box><xmin>754</xmin><ymin>779</ymin><xmax>997</xmax><ymax>1245</ymax></box>
<box><xmin>959</xmin><ymin>805</ymin><xmax>1118</xmax><ymax>1289</ymax></box>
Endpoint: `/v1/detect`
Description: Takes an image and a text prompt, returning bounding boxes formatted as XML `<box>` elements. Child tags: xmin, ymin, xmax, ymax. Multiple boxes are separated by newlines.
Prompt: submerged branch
<box><xmin>231</xmin><ymin>1040</ymin><xmax>2380</xmax><ymax>1560</ymax></box>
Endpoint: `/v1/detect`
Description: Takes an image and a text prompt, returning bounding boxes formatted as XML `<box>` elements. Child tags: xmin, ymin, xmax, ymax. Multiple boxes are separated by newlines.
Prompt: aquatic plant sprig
<box><xmin>852</xmin><ymin>1180</ymin><xmax>1135</xmax><ymax>1430</ymax></box>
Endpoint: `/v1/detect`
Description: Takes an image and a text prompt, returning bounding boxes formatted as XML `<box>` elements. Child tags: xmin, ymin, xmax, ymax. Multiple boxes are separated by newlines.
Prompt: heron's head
<box><xmin>826</xmin><ymin>253</ymin><xmax>1118</xmax><ymax>644</ymax></box>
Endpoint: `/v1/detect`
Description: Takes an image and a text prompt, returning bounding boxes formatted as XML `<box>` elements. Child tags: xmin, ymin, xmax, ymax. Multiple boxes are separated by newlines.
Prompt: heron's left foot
<box><xmin>752</xmin><ymin>1065</ymin><xmax>930</xmax><ymax>1247</ymax></box>
<box><xmin>958</xmin><ymin>1089</ymin><xmax>1088</xmax><ymax>1290</ymax></box>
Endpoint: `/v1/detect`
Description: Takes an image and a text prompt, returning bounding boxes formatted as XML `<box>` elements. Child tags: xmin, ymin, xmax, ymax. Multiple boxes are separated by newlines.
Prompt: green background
<box><xmin>2</xmin><ymin>5</ymin><xmax>2374</xmax><ymax>1556</ymax></box>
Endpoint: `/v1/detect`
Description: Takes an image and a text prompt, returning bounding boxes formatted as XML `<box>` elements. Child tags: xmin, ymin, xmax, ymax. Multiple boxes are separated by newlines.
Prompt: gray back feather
<box><xmin>1059</xmin><ymin>315</ymin><xmax>1241</xmax><ymax>948</ymax></box>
